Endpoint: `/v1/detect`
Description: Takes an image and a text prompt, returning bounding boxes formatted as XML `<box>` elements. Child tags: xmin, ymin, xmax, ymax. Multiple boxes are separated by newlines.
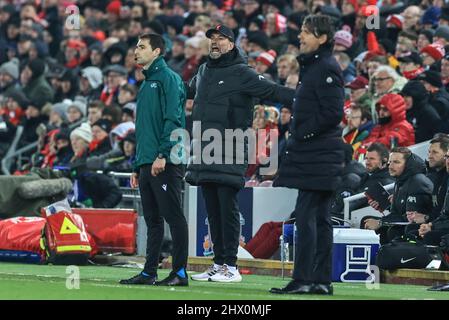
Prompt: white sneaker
<box><xmin>191</xmin><ymin>264</ymin><xmax>222</xmax><ymax>281</ymax></box>
<box><xmin>208</xmin><ymin>264</ymin><xmax>242</xmax><ymax>283</ymax></box>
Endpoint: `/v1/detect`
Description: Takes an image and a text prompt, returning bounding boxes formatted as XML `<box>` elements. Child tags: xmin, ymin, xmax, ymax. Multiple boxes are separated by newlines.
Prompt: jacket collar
<box><xmin>142</xmin><ymin>56</ymin><xmax>166</xmax><ymax>79</ymax></box>
<box><xmin>298</xmin><ymin>43</ymin><xmax>333</xmax><ymax>66</ymax></box>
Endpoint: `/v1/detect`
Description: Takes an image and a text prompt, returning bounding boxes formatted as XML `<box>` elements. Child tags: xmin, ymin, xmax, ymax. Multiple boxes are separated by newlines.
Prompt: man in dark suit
<box><xmin>270</xmin><ymin>14</ymin><xmax>345</xmax><ymax>295</ymax></box>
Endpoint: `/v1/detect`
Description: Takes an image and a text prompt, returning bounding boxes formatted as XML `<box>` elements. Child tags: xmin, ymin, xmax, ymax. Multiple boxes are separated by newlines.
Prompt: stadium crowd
<box><xmin>2</xmin><ymin>0</ymin><xmax>449</xmax><ymax>256</ymax></box>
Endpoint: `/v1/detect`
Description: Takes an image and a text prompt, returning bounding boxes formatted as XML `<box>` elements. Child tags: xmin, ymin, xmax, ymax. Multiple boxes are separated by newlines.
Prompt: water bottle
<box><xmin>279</xmin><ymin>235</ymin><xmax>289</xmax><ymax>262</ymax></box>
<box><xmin>284</xmin><ymin>242</ymin><xmax>289</xmax><ymax>262</ymax></box>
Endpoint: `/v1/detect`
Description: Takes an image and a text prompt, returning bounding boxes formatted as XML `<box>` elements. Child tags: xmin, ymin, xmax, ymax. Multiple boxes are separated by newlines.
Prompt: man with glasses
<box><xmin>343</xmin><ymin>105</ymin><xmax>373</xmax><ymax>155</ymax></box>
<box><xmin>372</xmin><ymin>66</ymin><xmax>404</xmax><ymax>98</ymax></box>
<box><xmin>363</xmin><ymin>93</ymin><xmax>415</xmax><ymax>149</ymax></box>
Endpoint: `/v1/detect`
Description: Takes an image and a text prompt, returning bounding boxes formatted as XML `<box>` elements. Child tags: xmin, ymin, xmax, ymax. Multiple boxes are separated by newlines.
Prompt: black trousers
<box><xmin>138</xmin><ymin>164</ymin><xmax>188</xmax><ymax>276</ymax></box>
<box><xmin>293</xmin><ymin>190</ymin><xmax>334</xmax><ymax>284</ymax></box>
<box><xmin>201</xmin><ymin>183</ymin><xmax>240</xmax><ymax>266</ymax></box>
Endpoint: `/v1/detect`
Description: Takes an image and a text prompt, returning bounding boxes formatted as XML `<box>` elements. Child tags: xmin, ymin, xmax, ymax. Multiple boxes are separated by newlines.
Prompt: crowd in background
<box><xmin>2</xmin><ymin>0</ymin><xmax>449</xmax><ymax>248</ymax></box>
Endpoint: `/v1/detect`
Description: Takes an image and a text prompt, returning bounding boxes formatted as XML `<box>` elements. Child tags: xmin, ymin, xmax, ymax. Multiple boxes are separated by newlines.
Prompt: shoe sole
<box><xmin>208</xmin><ymin>277</ymin><xmax>242</xmax><ymax>283</ymax></box>
<box><xmin>191</xmin><ymin>277</ymin><xmax>211</xmax><ymax>281</ymax></box>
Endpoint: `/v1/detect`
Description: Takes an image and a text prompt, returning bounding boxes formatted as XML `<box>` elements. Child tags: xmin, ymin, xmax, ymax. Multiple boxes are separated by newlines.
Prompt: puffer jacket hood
<box><xmin>376</xmin><ymin>93</ymin><xmax>406</xmax><ymax>123</ymax></box>
<box><xmin>397</xmin><ymin>153</ymin><xmax>427</xmax><ymax>185</ymax></box>
<box><xmin>400</xmin><ymin>80</ymin><xmax>429</xmax><ymax>109</ymax></box>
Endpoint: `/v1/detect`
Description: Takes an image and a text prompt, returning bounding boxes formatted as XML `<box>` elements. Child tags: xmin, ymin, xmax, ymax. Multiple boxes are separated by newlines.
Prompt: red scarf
<box><xmin>402</xmin><ymin>67</ymin><xmax>425</xmax><ymax>80</ymax></box>
<box><xmin>100</xmin><ymin>87</ymin><xmax>117</xmax><ymax>106</ymax></box>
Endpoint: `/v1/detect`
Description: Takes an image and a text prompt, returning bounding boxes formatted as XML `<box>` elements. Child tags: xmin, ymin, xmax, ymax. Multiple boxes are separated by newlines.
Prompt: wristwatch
<box><xmin>157</xmin><ymin>153</ymin><xmax>165</xmax><ymax>159</ymax></box>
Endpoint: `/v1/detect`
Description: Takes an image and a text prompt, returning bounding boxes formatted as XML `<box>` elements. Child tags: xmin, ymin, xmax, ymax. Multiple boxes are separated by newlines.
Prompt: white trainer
<box><xmin>208</xmin><ymin>264</ymin><xmax>242</xmax><ymax>283</ymax></box>
<box><xmin>191</xmin><ymin>264</ymin><xmax>222</xmax><ymax>281</ymax></box>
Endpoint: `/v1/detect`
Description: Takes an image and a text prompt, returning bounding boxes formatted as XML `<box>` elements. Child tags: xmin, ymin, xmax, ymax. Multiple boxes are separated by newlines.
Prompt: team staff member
<box><xmin>120</xmin><ymin>33</ymin><xmax>188</xmax><ymax>286</ymax></box>
<box><xmin>270</xmin><ymin>15</ymin><xmax>345</xmax><ymax>295</ymax></box>
<box><xmin>187</xmin><ymin>25</ymin><xmax>295</xmax><ymax>283</ymax></box>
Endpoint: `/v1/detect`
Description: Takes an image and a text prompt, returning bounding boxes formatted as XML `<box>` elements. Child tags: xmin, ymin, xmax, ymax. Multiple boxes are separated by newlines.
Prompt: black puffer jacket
<box><xmin>383</xmin><ymin>154</ymin><xmax>434</xmax><ymax>223</ymax></box>
<box><xmin>185</xmin><ymin>48</ymin><xmax>295</xmax><ymax>189</ymax></box>
<box><xmin>432</xmin><ymin>188</ymin><xmax>449</xmax><ymax>233</ymax></box>
<box><xmin>274</xmin><ymin>44</ymin><xmax>345</xmax><ymax>191</ymax></box>
<box><xmin>401</xmin><ymin>80</ymin><xmax>441</xmax><ymax>143</ymax></box>
<box><xmin>426</xmin><ymin>165</ymin><xmax>449</xmax><ymax>221</ymax></box>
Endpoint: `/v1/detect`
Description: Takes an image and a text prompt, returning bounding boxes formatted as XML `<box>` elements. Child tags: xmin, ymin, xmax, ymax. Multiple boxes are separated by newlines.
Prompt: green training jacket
<box><xmin>135</xmin><ymin>56</ymin><xmax>186</xmax><ymax>169</ymax></box>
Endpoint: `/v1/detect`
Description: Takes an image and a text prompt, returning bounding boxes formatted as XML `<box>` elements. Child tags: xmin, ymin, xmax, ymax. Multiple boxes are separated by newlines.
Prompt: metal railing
<box><xmin>1</xmin><ymin>125</ymin><xmax>25</xmax><ymax>175</ymax></box>
<box><xmin>1</xmin><ymin>119</ymin><xmax>86</xmax><ymax>175</ymax></box>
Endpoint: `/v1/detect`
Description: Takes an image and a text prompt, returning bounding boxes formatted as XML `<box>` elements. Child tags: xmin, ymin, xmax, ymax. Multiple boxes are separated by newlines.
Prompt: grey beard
<box><xmin>209</xmin><ymin>51</ymin><xmax>221</xmax><ymax>59</ymax></box>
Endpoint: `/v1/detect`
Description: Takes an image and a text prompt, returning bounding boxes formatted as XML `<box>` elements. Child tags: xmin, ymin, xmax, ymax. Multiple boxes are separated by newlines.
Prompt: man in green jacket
<box><xmin>120</xmin><ymin>33</ymin><xmax>188</xmax><ymax>287</ymax></box>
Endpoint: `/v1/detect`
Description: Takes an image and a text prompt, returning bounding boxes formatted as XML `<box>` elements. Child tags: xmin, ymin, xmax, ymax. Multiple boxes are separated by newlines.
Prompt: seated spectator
<box><xmin>52</xmin><ymin>129</ymin><xmax>73</xmax><ymax>168</ymax></box>
<box><xmin>371</xmin><ymin>66</ymin><xmax>407</xmax><ymax>110</ymax></box>
<box><xmin>420</xmin><ymin>42</ymin><xmax>445</xmax><ymax>70</ymax></box>
<box><xmin>66</xmin><ymin>100</ymin><xmax>86</xmax><ymax>126</ymax></box>
<box><xmin>54</xmin><ymin>69</ymin><xmax>79</xmax><ymax>102</ymax></box>
<box><xmin>121</xmin><ymin>102</ymin><xmax>136</xmax><ymax>123</ymax></box>
<box><xmin>426</xmin><ymin>135</ymin><xmax>449</xmax><ymax>220</ymax></box>
<box><xmin>21</xmin><ymin>58</ymin><xmax>54</xmax><ymax>104</ymax></box>
<box><xmin>48</xmin><ymin>102</ymin><xmax>68</xmax><ymax>130</ymax></box>
<box><xmin>67</xmin><ymin>161</ymin><xmax>123</xmax><ymax>209</ymax></box>
<box><xmin>278</xmin><ymin>105</ymin><xmax>291</xmax><ymax>166</ymax></box>
<box><xmin>397</xmin><ymin>51</ymin><xmax>424</xmax><ymax>80</ymax></box>
<box><xmin>400</xmin><ymin>80</ymin><xmax>441</xmax><ymax>143</ymax></box>
<box><xmin>245</xmin><ymin>105</ymin><xmax>279</xmax><ymax>183</ymax></box>
<box><xmin>334</xmin><ymin>51</ymin><xmax>356</xmax><ymax>84</ymax></box>
<box><xmin>101</xmin><ymin>103</ymin><xmax>122</xmax><ymax>127</ymax></box>
<box><xmin>343</xmin><ymin>105</ymin><xmax>373</xmax><ymax>157</ymax></box>
<box><xmin>109</xmin><ymin>121</ymin><xmax>135</xmax><ymax>150</ymax></box>
<box><xmin>418</xmin><ymin>149</ymin><xmax>449</xmax><ymax>245</ymax></box>
<box><xmin>79</xmin><ymin>66</ymin><xmax>103</xmax><ymax>103</ymax></box>
<box><xmin>70</xmin><ymin>122</ymin><xmax>93</xmax><ymax>164</ymax></box>
<box><xmin>442</xmin><ymin>54</ymin><xmax>449</xmax><ymax>91</ymax></box>
<box><xmin>101</xmin><ymin>64</ymin><xmax>129</xmax><ymax>106</ymax></box>
<box><xmin>365</xmin><ymin>147</ymin><xmax>433</xmax><ymax>244</ymax></box>
<box><xmin>363</xmin><ymin>93</ymin><xmax>415</xmax><ymax>149</ymax></box>
<box><xmin>117</xmin><ymin>83</ymin><xmax>137</xmax><ymax>107</ymax></box>
<box><xmin>0</xmin><ymin>58</ymin><xmax>20</xmax><ymax>98</ymax></box>
<box><xmin>416</xmin><ymin>70</ymin><xmax>449</xmax><ymax>133</ymax></box>
<box><xmin>0</xmin><ymin>89</ymin><xmax>27</xmax><ymax>158</ymax></box>
<box><xmin>255</xmin><ymin>50</ymin><xmax>277</xmax><ymax>80</ymax></box>
<box><xmin>167</xmin><ymin>35</ymin><xmax>187</xmax><ymax>75</ymax></box>
<box><xmin>275</xmin><ymin>54</ymin><xmax>299</xmax><ymax>85</ymax></box>
<box><xmin>87</xmin><ymin>100</ymin><xmax>104</xmax><ymax>125</ymax></box>
<box><xmin>346</xmin><ymin>76</ymin><xmax>371</xmax><ymax>111</ymax></box>
<box><xmin>89</xmin><ymin>118</ymin><xmax>113</xmax><ymax>157</ymax></box>
<box><xmin>18</xmin><ymin>99</ymin><xmax>48</xmax><ymax>149</ymax></box>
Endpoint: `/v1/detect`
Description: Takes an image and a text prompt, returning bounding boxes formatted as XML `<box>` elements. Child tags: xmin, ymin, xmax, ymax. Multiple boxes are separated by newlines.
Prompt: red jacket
<box><xmin>364</xmin><ymin>93</ymin><xmax>415</xmax><ymax>148</ymax></box>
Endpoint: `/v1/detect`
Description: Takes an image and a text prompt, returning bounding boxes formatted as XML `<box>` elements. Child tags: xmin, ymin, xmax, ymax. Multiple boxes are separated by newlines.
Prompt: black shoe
<box><xmin>269</xmin><ymin>281</ymin><xmax>313</xmax><ymax>294</ymax></box>
<box><xmin>119</xmin><ymin>273</ymin><xmax>157</xmax><ymax>285</ymax></box>
<box><xmin>156</xmin><ymin>273</ymin><xmax>189</xmax><ymax>287</ymax></box>
<box><xmin>311</xmin><ymin>283</ymin><xmax>334</xmax><ymax>295</ymax></box>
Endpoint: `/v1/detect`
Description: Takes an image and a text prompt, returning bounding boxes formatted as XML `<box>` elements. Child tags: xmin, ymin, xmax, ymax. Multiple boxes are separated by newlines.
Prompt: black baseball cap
<box><xmin>206</xmin><ymin>25</ymin><xmax>235</xmax><ymax>42</ymax></box>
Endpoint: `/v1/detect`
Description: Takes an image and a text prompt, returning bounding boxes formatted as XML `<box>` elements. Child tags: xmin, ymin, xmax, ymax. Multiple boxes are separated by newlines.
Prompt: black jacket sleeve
<box><xmin>239</xmin><ymin>67</ymin><xmax>295</xmax><ymax>105</ymax></box>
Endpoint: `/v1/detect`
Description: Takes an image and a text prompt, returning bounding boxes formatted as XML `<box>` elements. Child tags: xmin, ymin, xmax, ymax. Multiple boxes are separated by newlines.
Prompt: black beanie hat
<box><xmin>406</xmin><ymin>194</ymin><xmax>432</xmax><ymax>214</ymax></box>
<box><xmin>93</xmin><ymin>118</ymin><xmax>113</xmax><ymax>134</ymax></box>
<box><xmin>27</xmin><ymin>58</ymin><xmax>45</xmax><ymax>79</ymax></box>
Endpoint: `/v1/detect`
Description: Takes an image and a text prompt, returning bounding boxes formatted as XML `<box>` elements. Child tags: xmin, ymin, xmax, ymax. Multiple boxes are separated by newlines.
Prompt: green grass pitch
<box><xmin>0</xmin><ymin>262</ymin><xmax>448</xmax><ymax>300</ymax></box>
